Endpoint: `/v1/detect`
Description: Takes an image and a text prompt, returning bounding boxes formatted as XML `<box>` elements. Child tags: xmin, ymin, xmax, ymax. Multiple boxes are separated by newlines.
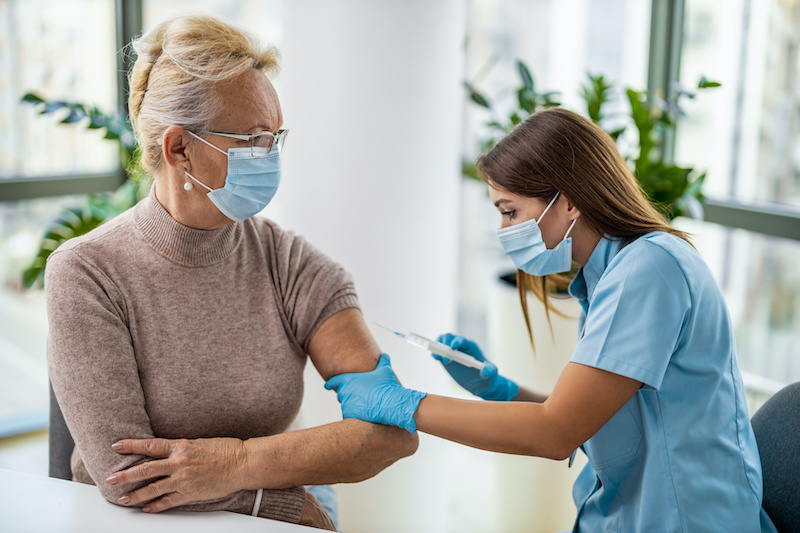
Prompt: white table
<box><xmin>0</xmin><ymin>468</ymin><xmax>313</xmax><ymax>532</ymax></box>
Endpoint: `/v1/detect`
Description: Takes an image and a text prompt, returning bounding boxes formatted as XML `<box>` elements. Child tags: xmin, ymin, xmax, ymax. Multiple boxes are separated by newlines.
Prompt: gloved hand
<box><xmin>324</xmin><ymin>353</ymin><xmax>426</xmax><ymax>434</ymax></box>
<box><xmin>434</xmin><ymin>334</ymin><xmax>519</xmax><ymax>401</ymax></box>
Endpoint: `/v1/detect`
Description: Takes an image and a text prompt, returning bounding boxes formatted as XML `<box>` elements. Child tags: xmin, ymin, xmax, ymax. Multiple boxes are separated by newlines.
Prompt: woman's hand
<box><xmin>106</xmin><ymin>437</ymin><xmax>248</xmax><ymax>513</ymax></box>
<box><xmin>325</xmin><ymin>353</ymin><xmax>427</xmax><ymax>433</ymax></box>
<box><xmin>434</xmin><ymin>334</ymin><xmax>519</xmax><ymax>401</ymax></box>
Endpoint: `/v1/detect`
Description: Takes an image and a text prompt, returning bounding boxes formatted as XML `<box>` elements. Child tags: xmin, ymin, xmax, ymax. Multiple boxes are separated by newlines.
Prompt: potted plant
<box><xmin>464</xmin><ymin>62</ymin><xmax>718</xmax><ymax>220</ymax></box>
<box><xmin>18</xmin><ymin>93</ymin><xmax>149</xmax><ymax>289</ymax></box>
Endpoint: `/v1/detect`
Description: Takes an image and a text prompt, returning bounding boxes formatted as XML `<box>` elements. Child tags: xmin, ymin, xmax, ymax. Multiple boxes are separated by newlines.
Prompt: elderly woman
<box><xmin>45</xmin><ymin>14</ymin><xmax>417</xmax><ymax>530</ymax></box>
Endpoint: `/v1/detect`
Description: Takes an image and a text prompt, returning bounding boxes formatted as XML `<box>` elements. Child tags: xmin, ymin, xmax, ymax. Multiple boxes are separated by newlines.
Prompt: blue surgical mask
<box><xmin>496</xmin><ymin>192</ymin><xmax>577</xmax><ymax>276</ymax></box>
<box><xmin>185</xmin><ymin>131</ymin><xmax>280</xmax><ymax>222</ymax></box>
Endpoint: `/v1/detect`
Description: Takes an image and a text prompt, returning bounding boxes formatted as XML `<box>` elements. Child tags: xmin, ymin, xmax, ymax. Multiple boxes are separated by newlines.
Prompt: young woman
<box><xmin>325</xmin><ymin>108</ymin><xmax>777</xmax><ymax>532</ymax></box>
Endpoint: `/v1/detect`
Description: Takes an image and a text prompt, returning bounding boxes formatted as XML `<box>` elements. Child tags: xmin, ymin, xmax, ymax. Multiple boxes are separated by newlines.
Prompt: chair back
<box><xmin>751</xmin><ymin>381</ymin><xmax>800</xmax><ymax>533</ymax></box>
<box><xmin>48</xmin><ymin>380</ymin><xmax>74</xmax><ymax>480</ymax></box>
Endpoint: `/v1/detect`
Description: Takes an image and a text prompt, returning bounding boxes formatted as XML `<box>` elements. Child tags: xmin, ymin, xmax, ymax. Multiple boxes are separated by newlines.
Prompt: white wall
<box><xmin>271</xmin><ymin>1</ymin><xmax>467</xmax><ymax>531</ymax></box>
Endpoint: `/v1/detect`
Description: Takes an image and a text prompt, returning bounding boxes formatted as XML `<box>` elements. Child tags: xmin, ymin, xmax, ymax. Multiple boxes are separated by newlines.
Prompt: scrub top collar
<box><xmin>568</xmin><ymin>235</ymin><xmax>626</xmax><ymax>306</ymax></box>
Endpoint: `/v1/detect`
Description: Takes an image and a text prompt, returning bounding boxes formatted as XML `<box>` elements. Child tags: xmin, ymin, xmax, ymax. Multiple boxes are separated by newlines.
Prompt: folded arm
<box><xmin>242</xmin><ymin>307</ymin><xmax>418</xmax><ymax>488</ymax></box>
<box><xmin>110</xmin><ymin>308</ymin><xmax>418</xmax><ymax>511</ymax></box>
<box><xmin>45</xmin><ymin>249</ymin><xmax>309</xmax><ymax>523</ymax></box>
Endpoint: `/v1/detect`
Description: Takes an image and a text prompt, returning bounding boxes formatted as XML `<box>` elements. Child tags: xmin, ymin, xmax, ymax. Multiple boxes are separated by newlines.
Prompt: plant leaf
<box><xmin>608</xmin><ymin>127</ymin><xmax>627</xmax><ymax>141</ymax></box>
<box><xmin>21</xmin><ymin>92</ymin><xmax>46</xmax><ymax>103</ymax></box>
<box><xmin>581</xmin><ymin>73</ymin><xmax>612</xmax><ymax>124</ymax></box>
<box><xmin>517</xmin><ymin>87</ymin><xmax>536</xmax><ymax>114</ymax></box>
<box><xmin>60</xmin><ymin>108</ymin><xmax>86</xmax><ymax>124</ymax></box>
<box><xmin>517</xmin><ymin>60</ymin><xmax>534</xmax><ymax>90</ymax></box>
<box><xmin>698</xmin><ymin>76</ymin><xmax>722</xmax><ymax>89</ymax></box>
<box><xmin>464</xmin><ymin>82</ymin><xmax>491</xmax><ymax>109</ymax></box>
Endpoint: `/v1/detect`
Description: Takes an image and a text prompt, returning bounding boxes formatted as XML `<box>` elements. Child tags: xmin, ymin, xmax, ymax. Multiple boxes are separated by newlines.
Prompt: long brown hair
<box><xmin>476</xmin><ymin>107</ymin><xmax>690</xmax><ymax>349</ymax></box>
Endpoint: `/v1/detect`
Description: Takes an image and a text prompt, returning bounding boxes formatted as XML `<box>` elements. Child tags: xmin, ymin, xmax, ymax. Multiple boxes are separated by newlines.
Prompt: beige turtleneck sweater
<box><xmin>45</xmin><ymin>187</ymin><xmax>359</xmax><ymax>524</ymax></box>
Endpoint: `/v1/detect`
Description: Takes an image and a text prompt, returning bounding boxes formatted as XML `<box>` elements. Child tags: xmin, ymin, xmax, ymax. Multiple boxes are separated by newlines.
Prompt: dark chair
<box><xmin>751</xmin><ymin>381</ymin><xmax>800</xmax><ymax>533</ymax></box>
<box><xmin>48</xmin><ymin>380</ymin><xmax>74</xmax><ymax>480</ymax></box>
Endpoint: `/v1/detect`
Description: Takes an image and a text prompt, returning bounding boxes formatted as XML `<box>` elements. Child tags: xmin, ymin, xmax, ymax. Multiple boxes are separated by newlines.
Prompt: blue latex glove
<box><xmin>434</xmin><ymin>333</ymin><xmax>519</xmax><ymax>401</ymax></box>
<box><xmin>324</xmin><ymin>353</ymin><xmax>426</xmax><ymax>434</ymax></box>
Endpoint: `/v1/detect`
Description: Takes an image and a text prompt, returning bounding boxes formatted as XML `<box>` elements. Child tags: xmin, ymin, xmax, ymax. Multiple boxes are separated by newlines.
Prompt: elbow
<box><xmin>546</xmin><ymin>446</ymin><xmax>576</xmax><ymax>462</ymax></box>
<box><xmin>93</xmin><ymin>471</ymin><xmax>149</xmax><ymax>509</ymax></box>
<box><xmin>365</xmin><ymin>420</ymin><xmax>418</xmax><ymax>459</ymax></box>
<box><xmin>399</xmin><ymin>429</ymin><xmax>420</xmax><ymax>458</ymax></box>
<box><xmin>517</xmin><ymin>426</ymin><xmax>579</xmax><ymax>461</ymax></box>
<box><xmin>96</xmin><ymin>481</ymin><xmax>133</xmax><ymax>507</ymax></box>
<box><xmin>344</xmin><ymin>421</ymin><xmax>419</xmax><ymax>482</ymax></box>
<box><xmin>541</xmin><ymin>432</ymin><xmax>582</xmax><ymax>462</ymax></box>
<box><xmin>369</xmin><ymin>424</ymin><xmax>419</xmax><ymax>462</ymax></box>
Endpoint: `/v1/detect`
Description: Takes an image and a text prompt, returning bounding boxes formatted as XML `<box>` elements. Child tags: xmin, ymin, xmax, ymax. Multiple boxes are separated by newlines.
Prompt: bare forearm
<box><xmin>413</xmin><ymin>394</ymin><xmax>572</xmax><ymax>460</ymax></box>
<box><xmin>414</xmin><ymin>365</ymin><xmax>643</xmax><ymax>460</ymax></box>
<box><xmin>240</xmin><ymin>418</ymin><xmax>418</xmax><ymax>489</ymax></box>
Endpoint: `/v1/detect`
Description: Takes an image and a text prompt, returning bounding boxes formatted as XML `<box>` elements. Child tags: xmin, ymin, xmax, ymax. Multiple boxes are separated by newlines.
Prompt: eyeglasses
<box><xmin>206</xmin><ymin>129</ymin><xmax>289</xmax><ymax>156</ymax></box>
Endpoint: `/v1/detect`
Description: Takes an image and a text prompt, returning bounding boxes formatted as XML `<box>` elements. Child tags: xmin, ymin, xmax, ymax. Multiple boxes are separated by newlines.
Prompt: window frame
<box><xmin>648</xmin><ymin>0</ymin><xmax>800</xmax><ymax>242</ymax></box>
<box><xmin>0</xmin><ymin>0</ymin><xmax>143</xmax><ymax>202</ymax></box>
<box><xmin>651</xmin><ymin>0</ymin><xmax>800</xmax><ymax>397</ymax></box>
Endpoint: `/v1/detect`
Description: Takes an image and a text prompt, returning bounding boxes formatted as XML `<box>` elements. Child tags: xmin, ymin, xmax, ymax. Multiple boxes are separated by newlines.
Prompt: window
<box><xmin>0</xmin><ymin>0</ymin><xmax>124</xmax><ymax>437</ymax></box>
<box><xmin>675</xmin><ymin>0</ymin><xmax>800</xmax><ymax>390</ymax></box>
<box><xmin>142</xmin><ymin>0</ymin><xmax>283</xmax><ymax>45</ymax></box>
<box><xmin>0</xmin><ymin>0</ymin><xmax>119</xmax><ymax>182</ymax></box>
<box><xmin>0</xmin><ymin>0</ymin><xmax>284</xmax><ymax>438</ymax></box>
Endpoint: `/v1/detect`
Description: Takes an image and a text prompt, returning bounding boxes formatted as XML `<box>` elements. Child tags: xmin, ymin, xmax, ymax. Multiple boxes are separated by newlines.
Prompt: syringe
<box><xmin>375</xmin><ymin>324</ymin><xmax>486</xmax><ymax>371</ymax></box>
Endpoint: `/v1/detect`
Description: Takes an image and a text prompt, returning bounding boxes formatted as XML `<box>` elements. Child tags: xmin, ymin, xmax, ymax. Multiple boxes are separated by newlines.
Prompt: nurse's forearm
<box><xmin>414</xmin><ymin>362</ymin><xmax>642</xmax><ymax>460</ymax></box>
<box><xmin>239</xmin><ymin>418</ymin><xmax>418</xmax><ymax>489</ymax></box>
<box><xmin>413</xmin><ymin>395</ymin><xmax>573</xmax><ymax>460</ymax></box>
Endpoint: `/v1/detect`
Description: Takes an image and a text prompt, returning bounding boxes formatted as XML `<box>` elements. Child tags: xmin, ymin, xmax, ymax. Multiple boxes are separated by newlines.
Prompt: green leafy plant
<box><xmin>582</xmin><ymin>74</ymin><xmax>720</xmax><ymax>220</ymax></box>
<box><xmin>19</xmin><ymin>93</ymin><xmax>149</xmax><ymax>289</ymax></box>
<box><xmin>463</xmin><ymin>60</ymin><xmax>560</xmax><ymax>181</ymax></box>
<box><xmin>463</xmin><ymin>61</ymin><xmax>721</xmax><ymax>221</ymax></box>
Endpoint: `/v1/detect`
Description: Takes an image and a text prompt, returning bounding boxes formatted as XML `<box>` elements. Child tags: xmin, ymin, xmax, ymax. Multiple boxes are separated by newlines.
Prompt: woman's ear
<box><xmin>562</xmin><ymin>194</ymin><xmax>582</xmax><ymax>221</ymax></box>
<box><xmin>162</xmin><ymin>126</ymin><xmax>191</xmax><ymax>171</ymax></box>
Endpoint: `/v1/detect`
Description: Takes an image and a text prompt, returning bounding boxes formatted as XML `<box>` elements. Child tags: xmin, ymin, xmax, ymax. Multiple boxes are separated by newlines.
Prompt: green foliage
<box><xmin>580</xmin><ymin>74</ymin><xmax>625</xmax><ymax>140</ymax></box>
<box><xmin>21</xmin><ymin>93</ymin><xmax>138</xmax><ymax>170</ymax></box>
<box><xmin>462</xmin><ymin>60</ymin><xmax>560</xmax><ymax>182</ymax></box>
<box><xmin>19</xmin><ymin>93</ymin><xmax>148</xmax><ymax>289</ymax></box>
<box><xmin>463</xmin><ymin>62</ymin><xmax>720</xmax><ymax>221</ymax></box>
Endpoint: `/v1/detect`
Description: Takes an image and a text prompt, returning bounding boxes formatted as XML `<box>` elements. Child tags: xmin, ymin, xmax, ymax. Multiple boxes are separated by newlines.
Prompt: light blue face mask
<box><xmin>496</xmin><ymin>191</ymin><xmax>577</xmax><ymax>276</ymax></box>
<box><xmin>185</xmin><ymin>131</ymin><xmax>281</xmax><ymax>222</ymax></box>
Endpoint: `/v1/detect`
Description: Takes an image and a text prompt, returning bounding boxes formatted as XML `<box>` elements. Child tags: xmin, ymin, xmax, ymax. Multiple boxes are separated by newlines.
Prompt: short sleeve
<box><xmin>270</xmin><ymin>226</ymin><xmax>360</xmax><ymax>350</ymax></box>
<box><xmin>570</xmin><ymin>241</ymin><xmax>692</xmax><ymax>390</ymax></box>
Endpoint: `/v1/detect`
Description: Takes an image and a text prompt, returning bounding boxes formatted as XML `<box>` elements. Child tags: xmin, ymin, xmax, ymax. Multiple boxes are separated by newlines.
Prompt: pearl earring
<box><xmin>183</xmin><ymin>181</ymin><xmax>193</xmax><ymax>191</ymax></box>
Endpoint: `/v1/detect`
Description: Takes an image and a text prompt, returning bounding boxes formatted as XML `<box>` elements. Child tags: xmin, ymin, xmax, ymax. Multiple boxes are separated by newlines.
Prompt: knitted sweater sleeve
<box><xmin>45</xmin><ymin>246</ymin><xmax>307</xmax><ymax>523</ymax></box>
<box><xmin>271</xmin><ymin>227</ymin><xmax>361</xmax><ymax>351</ymax></box>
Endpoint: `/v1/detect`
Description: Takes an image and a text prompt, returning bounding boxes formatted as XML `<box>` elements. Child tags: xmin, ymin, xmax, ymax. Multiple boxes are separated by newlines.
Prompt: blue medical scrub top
<box><xmin>566</xmin><ymin>233</ymin><xmax>777</xmax><ymax>533</ymax></box>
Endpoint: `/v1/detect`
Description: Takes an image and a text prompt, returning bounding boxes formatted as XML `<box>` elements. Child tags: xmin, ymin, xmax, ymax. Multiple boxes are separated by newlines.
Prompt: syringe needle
<box><xmin>373</xmin><ymin>322</ymin><xmax>406</xmax><ymax>339</ymax></box>
<box><xmin>373</xmin><ymin>323</ymin><xmax>485</xmax><ymax>371</ymax></box>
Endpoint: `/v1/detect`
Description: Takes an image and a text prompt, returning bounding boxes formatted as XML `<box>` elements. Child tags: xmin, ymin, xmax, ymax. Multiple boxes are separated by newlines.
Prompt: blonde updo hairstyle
<box><xmin>128</xmin><ymin>14</ymin><xmax>280</xmax><ymax>172</ymax></box>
